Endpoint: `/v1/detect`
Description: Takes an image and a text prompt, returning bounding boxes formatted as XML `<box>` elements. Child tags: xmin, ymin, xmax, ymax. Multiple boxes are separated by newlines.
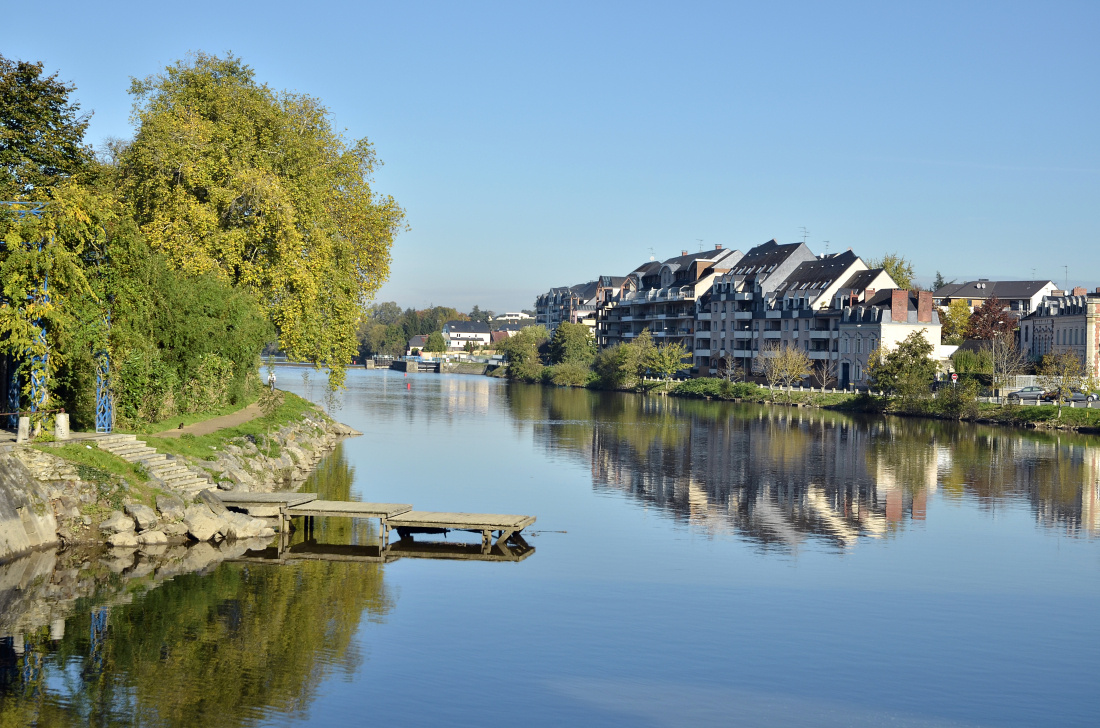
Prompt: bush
<box><xmin>670</xmin><ymin>378</ymin><xmax>761</xmax><ymax>400</ymax></box>
<box><xmin>548</xmin><ymin>362</ymin><xmax>594</xmax><ymax>387</ymax></box>
<box><xmin>932</xmin><ymin>379</ymin><xmax>980</xmax><ymax>420</ymax></box>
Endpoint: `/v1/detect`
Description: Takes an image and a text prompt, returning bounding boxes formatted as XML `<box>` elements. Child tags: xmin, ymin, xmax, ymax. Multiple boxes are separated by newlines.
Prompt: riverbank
<box><xmin>0</xmin><ymin>391</ymin><xmax>360</xmax><ymax>562</ymax></box>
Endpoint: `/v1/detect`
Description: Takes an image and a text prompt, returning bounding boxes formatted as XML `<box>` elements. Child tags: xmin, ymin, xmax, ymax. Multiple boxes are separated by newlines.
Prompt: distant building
<box><xmin>442</xmin><ymin>320</ymin><xmax>492</xmax><ymax>350</ymax></box>
<box><xmin>491</xmin><ymin>312</ymin><xmax>534</xmax><ymax>324</ymax></box>
<box><xmin>406</xmin><ymin>334</ymin><xmax>429</xmax><ymax>355</ymax></box>
<box><xmin>536</xmin><ymin>276</ymin><xmax>634</xmax><ymax>337</ymax></box>
<box><xmin>933</xmin><ymin>280</ymin><xmax>1057</xmax><ymax>318</ymax></box>
<box><xmin>1019</xmin><ymin>290</ymin><xmax>1100</xmax><ymax>378</ymax></box>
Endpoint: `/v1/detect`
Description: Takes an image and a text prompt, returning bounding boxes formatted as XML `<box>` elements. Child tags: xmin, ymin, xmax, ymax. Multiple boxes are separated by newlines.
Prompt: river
<box><xmin>2</xmin><ymin>369</ymin><xmax>1098</xmax><ymax>727</ymax></box>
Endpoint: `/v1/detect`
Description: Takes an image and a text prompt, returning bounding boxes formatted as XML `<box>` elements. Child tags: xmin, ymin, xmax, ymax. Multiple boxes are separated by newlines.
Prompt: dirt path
<box><xmin>152</xmin><ymin>401</ymin><xmax>266</xmax><ymax>438</ymax></box>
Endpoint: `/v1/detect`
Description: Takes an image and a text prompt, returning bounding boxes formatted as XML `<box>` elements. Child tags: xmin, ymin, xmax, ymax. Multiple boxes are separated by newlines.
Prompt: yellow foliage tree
<box><xmin>117</xmin><ymin>53</ymin><xmax>405</xmax><ymax>387</ymax></box>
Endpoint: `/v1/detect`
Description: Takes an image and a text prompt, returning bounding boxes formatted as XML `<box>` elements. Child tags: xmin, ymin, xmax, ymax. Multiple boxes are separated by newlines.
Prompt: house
<box><xmin>442</xmin><ymin>320</ymin><xmax>492</xmax><ymax>350</ymax></box>
<box><xmin>491</xmin><ymin>312</ymin><xmax>534</xmax><ymax>324</ymax></box>
<box><xmin>932</xmin><ymin>280</ymin><xmax>1057</xmax><ymax>318</ymax></box>
<box><xmin>599</xmin><ymin>245</ymin><xmax>741</xmax><ymax>357</ymax></box>
<box><xmin>406</xmin><ymin>334</ymin><xmax>429</xmax><ymax>355</ymax></box>
<box><xmin>1019</xmin><ymin>290</ymin><xmax>1100</xmax><ymax>378</ymax></box>
<box><xmin>491</xmin><ymin>323</ymin><xmax>525</xmax><ymax>338</ymax></box>
<box><xmin>836</xmin><ymin>290</ymin><xmax>954</xmax><ymax>389</ymax></box>
<box><xmin>536</xmin><ymin>276</ymin><xmax>634</xmax><ymax>337</ymax></box>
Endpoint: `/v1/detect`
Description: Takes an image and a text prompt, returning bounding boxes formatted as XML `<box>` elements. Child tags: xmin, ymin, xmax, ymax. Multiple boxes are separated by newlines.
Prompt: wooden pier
<box><xmin>212</xmin><ymin>490</ymin><xmax>536</xmax><ymax>558</ymax></box>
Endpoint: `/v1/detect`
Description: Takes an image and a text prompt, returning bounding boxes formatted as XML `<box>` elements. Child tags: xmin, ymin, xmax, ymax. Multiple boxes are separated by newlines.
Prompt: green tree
<box><xmin>868</xmin><ymin>252</ymin><xmax>916</xmax><ymax>290</ymax></box>
<box><xmin>0</xmin><ymin>55</ymin><xmax>92</xmax><ymax>199</ymax></box>
<box><xmin>646</xmin><ymin>342</ymin><xmax>690</xmax><ymax>381</ymax></box>
<box><xmin>755</xmin><ymin>343</ymin><xmax>812</xmax><ymax>401</ymax></box>
<box><xmin>932</xmin><ymin>271</ymin><xmax>955</xmax><ymax>291</ymax></box>
<box><xmin>940</xmin><ymin>299</ymin><xmax>971</xmax><ymax>344</ymax></box>
<box><xmin>500</xmin><ymin>325</ymin><xmax>549</xmax><ymax>381</ymax></box>
<box><xmin>548</xmin><ymin>322</ymin><xmax>595</xmax><ymax>365</ymax></box>
<box><xmin>867</xmin><ymin>329</ymin><xmax>938</xmax><ymax>403</ymax></box>
<box><xmin>424</xmin><ymin>332</ymin><xmax>447</xmax><ymax>353</ymax></box>
<box><xmin>468</xmin><ymin>305</ymin><xmax>493</xmax><ymax>324</ymax></box>
<box><xmin>117</xmin><ymin>52</ymin><xmax>405</xmax><ymax>388</ymax></box>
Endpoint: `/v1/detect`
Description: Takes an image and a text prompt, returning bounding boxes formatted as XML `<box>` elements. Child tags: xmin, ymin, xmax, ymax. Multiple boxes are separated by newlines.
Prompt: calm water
<box><xmin>3</xmin><ymin>369</ymin><xmax>1099</xmax><ymax>727</ymax></box>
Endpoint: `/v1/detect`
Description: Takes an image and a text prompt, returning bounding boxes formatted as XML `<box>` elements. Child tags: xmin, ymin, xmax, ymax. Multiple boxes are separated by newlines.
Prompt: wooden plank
<box><xmin>217</xmin><ymin>492</ymin><xmax>317</xmax><ymax>507</ymax></box>
<box><xmin>284</xmin><ymin>500</ymin><xmax>412</xmax><ymax>519</ymax></box>
<box><xmin>387</xmin><ymin>539</ymin><xmax>535</xmax><ymax>562</ymax></box>
<box><xmin>385</xmin><ymin>511</ymin><xmax>535</xmax><ymax>531</ymax></box>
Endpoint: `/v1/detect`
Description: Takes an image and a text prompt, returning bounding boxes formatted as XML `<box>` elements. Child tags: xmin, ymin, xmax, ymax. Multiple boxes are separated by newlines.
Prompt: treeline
<box><xmin>497</xmin><ymin>323</ymin><xmax>689</xmax><ymax>389</ymax></box>
<box><xmin>0</xmin><ymin>52</ymin><xmax>402</xmax><ymax>428</ymax></box>
<box><xmin>356</xmin><ymin>303</ymin><xmax>467</xmax><ymax>358</ymax></box>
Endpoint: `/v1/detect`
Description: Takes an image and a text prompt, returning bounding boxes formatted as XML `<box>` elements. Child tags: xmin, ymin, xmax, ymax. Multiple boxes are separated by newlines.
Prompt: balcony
<box><xmin>733</xmin><ymin>311</ymin><xmax>753</xmax><ymax>320</ymax></box>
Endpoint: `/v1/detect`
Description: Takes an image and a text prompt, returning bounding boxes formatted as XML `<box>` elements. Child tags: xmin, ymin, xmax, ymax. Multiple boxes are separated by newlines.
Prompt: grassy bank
<box><xmin>142</xmin><ymin>391</ymin><xmax>319</xmax><ymax>461</ymax></box>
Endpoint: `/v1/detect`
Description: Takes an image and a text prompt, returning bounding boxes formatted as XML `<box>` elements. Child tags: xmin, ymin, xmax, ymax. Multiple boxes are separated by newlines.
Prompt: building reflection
<box><xmin>512</xmin><ymin>384</ymin><xmax>1100</xmax><ymax>549</ymax></box>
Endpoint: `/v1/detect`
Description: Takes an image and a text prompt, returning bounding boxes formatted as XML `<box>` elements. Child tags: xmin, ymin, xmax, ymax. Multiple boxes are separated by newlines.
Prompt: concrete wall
<box><xmin>0</xmin><ymin>451</ymin><xmax>59</xmax><ymax>562</ymax></box>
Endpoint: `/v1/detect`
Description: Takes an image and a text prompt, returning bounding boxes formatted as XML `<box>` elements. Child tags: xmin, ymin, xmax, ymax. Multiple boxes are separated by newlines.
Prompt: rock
<box><xmin>125</xmin><ymin>503</ymin><xmax>158</xmax><ymax>531</ymax></box>
<box><xmin>99</xmin><ymin>510</ymin><xmax>136</xmax><ymax>534</ymax></box>
<box><xmin>156</xmin><ymin>494</ymin><xmax>186</xmax><ymax>521</ymax></box>
<box><xmin>162</xmin><ymin>522</ymin><xmax>189</xmax><ymax>537</ymax></box>
<box><xmin>216</xmin><ymin>480</ymin><xmax>237</xmax><ymax>491</ymax></box>
<box><xmin>199</xmin><ymin>489</ymin><xmax>228</xmax><ymax>516</ymax></box>
<box><xmin>81</xmin><ymin>515</ymin><xmax>92</xmax><ymax>526</ymax></box>
<box><xmin>107</xmin><ymin>532</ymin><xmax>139</xmax><ymax>548</ymax></box>
<box><xmin>258</xmin><ymin>527</ymin><xmax>275</xmax><ymax>538</ymax></box>
<box><xmin>184</xmin><ymin>504</ymin><xmax>222</xmax><ymax>541</ymax></box>
<box><xmin>227</xmin><ymin>467</ymin><xmax>256</xmax><ymax>488</ymax></box>
<box><xmin>138</xmin><ymin>543</ymin><xmax>167</xmax><ymax>558</ymax></box>
<box><xmin>138</xmin><ymin>530</ymin><xmax>168</xmax><ymax>545</ymax></box>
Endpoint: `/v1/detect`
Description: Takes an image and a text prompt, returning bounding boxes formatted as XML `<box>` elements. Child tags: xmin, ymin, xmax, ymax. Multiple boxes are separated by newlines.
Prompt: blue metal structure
<box><xmin>0</xmin><ymin>201</ymin><xmax>113</xmax><ymax>432</ymax></box>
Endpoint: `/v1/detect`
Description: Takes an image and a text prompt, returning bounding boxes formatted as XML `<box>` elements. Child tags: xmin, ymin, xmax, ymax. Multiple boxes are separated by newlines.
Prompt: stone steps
<box><xmin>94</xmin><ymin>436</ymin><xmax>211</xmax><ymax>495</ymax></box>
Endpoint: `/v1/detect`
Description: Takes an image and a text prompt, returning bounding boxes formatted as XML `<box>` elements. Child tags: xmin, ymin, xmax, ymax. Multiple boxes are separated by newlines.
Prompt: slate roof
<box><xmin>774</xmin><ymin>251</ymin><xmax>861</xmax><ymax>294</ymax></box>
<box><xmin>852</xmin><ymin>290</ymin><xmax>941</xmax><ymax>326</ymax></box>
<box><xmin>840</xmin><ymin>268</ymin><xmax>888</xmax><ymax>291</ymax></box>
<box><xmin>408</xmin><ymin>335</ymin><xmax>429</xmax><ymax>348</ymax></box>
<box><xmin>933</xmin><ymin>280</ymin><xmax>1054</xmax><ymax>300</ymax></box>
<box><xmin>728</xmin><ymin>240</ymin><xmax>806</xmax><ymax>275</ymax></box>
<box><xmin>443</xmin><ymin>320</ymin><xmax>491</xmax><ymax>334</ymax></box>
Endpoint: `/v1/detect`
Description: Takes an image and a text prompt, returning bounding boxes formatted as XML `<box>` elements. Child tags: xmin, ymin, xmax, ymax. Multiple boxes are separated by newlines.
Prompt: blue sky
<box><xmin>5</xmin><ymin>1</ymin><xmax>1098</xmax><ymax>312</ymax></box>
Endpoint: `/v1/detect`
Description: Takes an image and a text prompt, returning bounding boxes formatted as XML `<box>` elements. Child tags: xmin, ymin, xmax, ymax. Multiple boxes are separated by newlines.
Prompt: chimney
<box><xmin>891</xmin><ymin>289</ymin><xmax>908</xmax><ymax>322</ymax></box>
<box><xmin>1072</xmin><ymin>286</ymin><xmax>1086</xmax><ymax>296</ymax></box>
<box><xmin>864</xmin><ymin>288</ymin><xmax>875</xmax><ymax>302</ymax></box>
<box><xmin>715</xmin><ymin>244</ymin><xmax>722</xmax><ymax>250</ymax></box>
<box><xmin>681</xmin><ymin>250</ymin><xmax>688</xmax><ymax>256</ymax></box>
<box><xmin>917</xmin><ymin>291</ymin><xmax>933</xmax><ymax>323</ymax></box>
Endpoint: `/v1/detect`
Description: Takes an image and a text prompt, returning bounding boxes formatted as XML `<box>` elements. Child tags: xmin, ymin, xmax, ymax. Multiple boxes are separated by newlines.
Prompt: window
<box><xmin>842</xmin><ymin>338</ymin><xmax>849</xmax><ymax>353</ymax></box>
<box><xmin>856</xmin><ymin>337</ymin><xmax>862</xmax><ymax>354</ymax></box>
<box><xmin>784</xmin><ymin>320</ymin><xmax>789</xmax><ymax>331</ymax></box>
<box><xmin>855</xmin><ymin>363</ymin><xmax>862</xmax><ymax>381</ymax></box>
<box><xmin>793</xmin><ymin>321</ymin><xmax>799</xmax><ymax>331</ymax></box>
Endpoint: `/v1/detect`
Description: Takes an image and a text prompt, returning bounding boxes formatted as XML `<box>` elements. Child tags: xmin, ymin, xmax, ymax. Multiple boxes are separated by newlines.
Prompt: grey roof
<box><xmin>408</xmin><ymin>334</ymin><xmax>429</xmax><ymax>347</ymax></box>
<box><xmin>850</xmin><ymin>290</ymin><xmax>941</xmax><ymax>326</ymax></box>
<box><xmin>493</xmin><ymin>323</ymin><xmax>524</xmax><ymax>332</ymax></box>
<box><xmin>839</xmin><ymin>268</ymin><xmax>887</xmax><ymax>291</ymax></box>
<box><xmin>599</xmin><ymin>275</ymin><xmax>628</xmax><ymax>287</ymax></box>
<box><xmin>730</xmin><ymin>240</ymin><xmax>807</xmax><ymax>273</ymax></box>
<box><xmin>569</xmin><ymin>280</ymin><xmax>600</xmax><ymax>300</ymax></box>
<box><xmin>774</xmin><ymin>251</ymin><xmax>861</xmax><ymax>294</ymax></box>
<box><xmin>443</xmin><ymin>320</ymin><xmax>491</xmax><ymax>334</ymax></box>
<box><xmin>933</xmin><ymin>280</ymin><xmax>1054</xmax><ymax>300</ymax></box>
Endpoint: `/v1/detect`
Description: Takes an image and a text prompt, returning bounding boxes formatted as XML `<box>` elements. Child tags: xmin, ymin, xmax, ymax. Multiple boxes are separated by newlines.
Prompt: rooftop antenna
<box><xmin>823</xmin><ymin>240</ymin><xmax>830</xmax><ymax>255</ymax></box>
<box><xmin>1064</xmin><ymin>265</ymin><xmax>1068</xmax><ymax>291</ymax></box>
<box><xmin>648</xmin><ymin>246</ymin><xmax>655</xmax><ymax>262</ymax></box>
<box><xmin>798</xmin><ymin>226</ymin><xmax>810</xmax><ymax>243</ymax></box>
<box><xmin>696</xmin><ymin>238</ymin><xmax>704</xmax><ymax>252</ymax></box>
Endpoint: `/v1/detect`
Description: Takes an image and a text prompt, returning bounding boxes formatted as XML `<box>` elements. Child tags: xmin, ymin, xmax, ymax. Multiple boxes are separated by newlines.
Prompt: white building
<box><xmin>442</xmin><ymin>320</ymin><xmax>492</xmax><ymax>350</ymax></box>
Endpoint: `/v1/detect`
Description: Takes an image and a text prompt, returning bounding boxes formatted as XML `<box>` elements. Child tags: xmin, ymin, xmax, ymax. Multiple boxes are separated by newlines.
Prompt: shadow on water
<box><xmin>505</xmin><ymin>382</ymin><xmax>1100</xmax><ymax>551</ymax></box>
<box><xmin>0</xmin><ymin>444</ymin><xmax>394</xmax><ymax>728</ymax></box>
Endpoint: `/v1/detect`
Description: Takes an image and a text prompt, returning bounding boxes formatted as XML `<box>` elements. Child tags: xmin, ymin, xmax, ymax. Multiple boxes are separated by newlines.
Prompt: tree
<box><xmin>424</xmin><ymin>332</ymin><xmax>447</xmax><ymax>353</ymax></box>
<box><xmin>548</xmin><ymin>322</ymin><xmax>595</xmax><ymax>365</ymax></box>
<box><xmin>463</xmin><ymin>340</ymin><xmax>475</xmax><ymax>353</ymax></box>
<box><xmin>116</xmin><ymin>53</ymin><xmax>405</xmax><ymax>388</ymax></box>
<box><xmin>366</xmin><ymin>301</ymin><xmax>403</xmax><ymax>326</ymax></box>
<box><xmin>868</xmin><ymin>253</ymin><xmax>916</xmax><ymax>291</ymax></box>
<box><xmin>867</xmin><ymin>330</ymin><xmax>938</xmax><ymax>402</ymax></box>
<box><xmin>932</xmin><ymin>271</ymin><xmax>955</xmax><ymax>291</ymax></box>
<box><xmin>756</xmin><ymin>343</ymin><xmax>811</xmax><ymax>400</ymax></box>
<box><xmin>0</xmin><ymin>55</ymin><xmax>93</xmax><ymax>199</ymax></box>
<box><xmin>984</xmin><ymin>336</ymin><xmax>1027</xmax><ymax>392</ymax></box>
<box><xmin>717</xmin><ymin>356</ymin><xmax>743</xmax><ymax>382</ymax></box>
<box><xmin>499</xmin><ymin>325</ymin><xmax>549</xmax><ymax>381</ymax></box>
<box><xmin>468</xmin><ymin>305</ymin><xmax>493</xmax><ymax>324</ymax></box>
<box><xmin>966</xmin><ymin>296</ymin><xmax>1015</xmax><ymax>340</ymax></box>
<box><xmin>814</xmin><ymin>358</ymin><xmax>838</xmax><ymax>390</ymax></box>
<box><xmin>1038</xmin><ymin>351</ymin><xmax>1083</xmax><ymax>417</ymax></box>
<box><xmin>646</xmin><ymin>342</ymin><xmax>690</xmax><ymax>381</ymax></box>
<box><xmin>940</xmin><ymin>299</ymin><xmax>971</xmax><ymax>345</ymax></box>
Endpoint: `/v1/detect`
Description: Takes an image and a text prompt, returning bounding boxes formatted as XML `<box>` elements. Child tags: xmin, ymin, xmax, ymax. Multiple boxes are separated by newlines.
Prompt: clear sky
<box><xmin>5</xmin><ymin>1</ymin><xmax>1098</xmax><ymax>312</ymax></box>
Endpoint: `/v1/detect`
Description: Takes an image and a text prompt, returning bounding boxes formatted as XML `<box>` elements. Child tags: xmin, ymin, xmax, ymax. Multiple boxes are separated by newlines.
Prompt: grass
<box><xmin>118</xmin><ymin>391</ymin><xmax>260</xmax><ymax>435</ymax></box>
<box><xmin>142</xmin><ymin>391</ymin><xmax>320</xmax><ymax>461</ymax></box>
<box><xmin>34</xmin><ymin>442</ymin><xmax>167</xmax><ymax>508</ymax></box>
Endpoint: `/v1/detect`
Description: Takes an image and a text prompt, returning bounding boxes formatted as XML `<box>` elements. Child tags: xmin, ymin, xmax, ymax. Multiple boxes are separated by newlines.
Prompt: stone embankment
<box><xmin>0</xmin><ymin>409</ymin><xmax>360</xmax><ymax>562</ymax></box>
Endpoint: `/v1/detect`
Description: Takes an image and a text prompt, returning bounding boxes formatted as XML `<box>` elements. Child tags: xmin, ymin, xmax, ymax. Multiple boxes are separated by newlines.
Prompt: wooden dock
<box><xmin>209</xmin><ymin>489</ymin><xmax>535</xmax><ymax>556</ymax></box>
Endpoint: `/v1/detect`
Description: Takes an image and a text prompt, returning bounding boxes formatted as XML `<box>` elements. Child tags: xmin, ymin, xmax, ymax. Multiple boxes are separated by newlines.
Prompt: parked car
<box><xmin>1040</xmin><ymin>388</ymin><xmax>1100</xmax><ymax>402</ymax></box>
<box><xmin>1007</xmin><ymin>386</ymin><xmax>1044</xmax><ymax>402</ymax></box>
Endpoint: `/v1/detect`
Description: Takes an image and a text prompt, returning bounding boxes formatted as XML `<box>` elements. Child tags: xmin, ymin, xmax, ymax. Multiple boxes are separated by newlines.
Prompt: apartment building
<box><xmin>601</xmin><ymin>246</ymin><xmax>741</xmax><ymax>354</ymax></box>
<box><xmin>1020</xmin><ymin>290</ymin><xmax>1100</xmax><ymax>379</ymax></box>
<box><xmin>536</xmin><ymin>277</ymin><xmax>633</xmax><ymax>336</ymax></box>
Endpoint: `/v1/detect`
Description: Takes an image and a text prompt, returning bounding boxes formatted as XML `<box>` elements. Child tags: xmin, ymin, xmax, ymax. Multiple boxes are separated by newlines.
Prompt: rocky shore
<box><xmin>0</xmin><ymin>407</ymin><xmax>360</xmax><ymax>562</ymax></box>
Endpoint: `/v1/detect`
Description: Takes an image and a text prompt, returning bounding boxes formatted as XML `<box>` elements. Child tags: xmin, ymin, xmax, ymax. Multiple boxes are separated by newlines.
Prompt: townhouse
<box><xmin>933</xmin><ymin>279</ymin><xmax>1057</xmax><ymax>318</ymax></box>
<box><xmin>1020</xmin><ymin>289</ymin><xmax>1100</xmax><ymax>379</ymax></box>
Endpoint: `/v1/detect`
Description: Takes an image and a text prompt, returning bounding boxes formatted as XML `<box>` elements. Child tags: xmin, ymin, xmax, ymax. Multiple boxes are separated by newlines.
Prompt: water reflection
<box><xmin>507</xmin><ymin>383</ymin><xmax>1100</xmax><ymax>549</ymax></box>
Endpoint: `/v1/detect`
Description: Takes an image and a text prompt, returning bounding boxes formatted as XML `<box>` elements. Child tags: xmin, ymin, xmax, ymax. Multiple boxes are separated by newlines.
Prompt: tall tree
<box><xmin>966</xmin><ymin>296</ymin><xmax>1015</xmax><ymax>340</ymax></box>
<box><xmin>646</xmin><ymin>342</ymin><xmax>690</xmax><ymax>381</ymax></box>
<box><xmin>940</xmin><ymin>299</ymin><xmax>972</xmax><ymax>344</ymax></box>
<box><xmin>1038</xmin><ymin>351</ymin><xmax>1083</xmax><ymax>417</ymax></box>
<box><xmin>932</xmin><ymin>271</ymin><xmax>955</xmax><ymax>291</ymax></box>
<box><xmin>0</xmin><ymin>55</ymin><xmax>92</xmax><ymax>199</ymax></box>
<box><xmin>548</xmin><ymin>322</ymin><xmax>595</xmax><ymax>365</ymax></box>
<box><xmin>868</xmin><ymin>253</ymin><xmax>916</xmax><ymax>290</ymax></box>
<box><xmin>867</xmin><ymin>330</ymin><xmax>938</xmax><ymax>401</ymax></box>
<box><xmin>117</xmin><ymin>53</ymin><xmax>405</xmax><ymax>388</ymax></box>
